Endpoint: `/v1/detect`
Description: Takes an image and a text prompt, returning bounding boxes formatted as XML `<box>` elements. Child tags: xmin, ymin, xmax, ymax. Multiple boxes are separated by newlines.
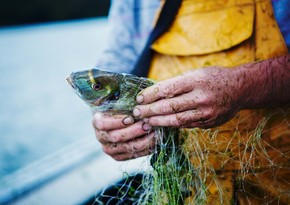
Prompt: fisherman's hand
<box><xmin>133</xmin><ymin>67</ymin><xmax>242</xmax><ymax>128</ymax></box>
<box><xmin>92</xmin><ymin>112</ymin><xmax>156</xmax><ymax>161</ymax></box>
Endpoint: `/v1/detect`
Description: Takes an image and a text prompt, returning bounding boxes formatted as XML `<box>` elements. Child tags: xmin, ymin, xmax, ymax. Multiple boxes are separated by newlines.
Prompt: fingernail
<box><xmin>143</xmin><ymin>118</ymin><xmax>149</xmax><ymax>123</ymax></box>
<box><xmin>136</xmin><ymin>94</ymin><xmax>144</xmax><ymax>103</ymax></box>
<box><xmin>122</xmin><ymin>116</ymin><xmax>133</xmax><ymax>125</ymax></box>
<box><xmin>142</xmin><ymin>123</ymin><xmax>152</xmax><ymax>131</ymax></box>
<box><xmin>133</xmin><ymin>108</ymin><xmax>141</xmax><ymax>117</ymax></box>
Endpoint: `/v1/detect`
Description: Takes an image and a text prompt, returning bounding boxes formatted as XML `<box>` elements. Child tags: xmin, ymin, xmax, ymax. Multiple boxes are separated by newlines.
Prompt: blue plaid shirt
<box><xmin>97</xmin><ymin>0</ymin><xmax>290</xmax><ymax>73</ymax></box>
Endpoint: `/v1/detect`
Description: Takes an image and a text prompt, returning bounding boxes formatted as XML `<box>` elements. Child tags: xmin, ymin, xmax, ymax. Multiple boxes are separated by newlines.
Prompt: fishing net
<box><xmin>93</xmin><ymin>108</ymin><xmax>290</xmax><ymax>205</ymax></box>
<box><xmin>67</xmin><ymin>69</ymin><xmax>290</xmax><ymax>205</ymax></box>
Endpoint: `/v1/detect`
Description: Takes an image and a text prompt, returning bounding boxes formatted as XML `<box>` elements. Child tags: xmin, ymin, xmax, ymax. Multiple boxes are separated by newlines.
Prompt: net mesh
<box><xmin>68</xmin><ymin>70</ymin><xmax>290</xmax><ymax>205</ymax></box>
<box><xmin>94</xmin><ymin>109</ymin><xmax>290</xmax><ymax>205</ymax></box>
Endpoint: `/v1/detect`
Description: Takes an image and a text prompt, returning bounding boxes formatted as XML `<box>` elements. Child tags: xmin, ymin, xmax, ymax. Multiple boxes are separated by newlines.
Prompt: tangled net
<box><xmin>95</xmin><ymin>108</ymin><xmax>290</xmax><ymax>205</ymax></box>
<box><xmin>68</xmin><ymin>69</ymin><xmax>290</xmax><ymax>205</ymax></box>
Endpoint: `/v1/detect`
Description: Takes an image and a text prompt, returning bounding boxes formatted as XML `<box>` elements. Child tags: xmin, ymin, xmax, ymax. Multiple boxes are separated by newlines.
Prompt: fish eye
<box><xmin>92</xmin><ymin>83</ymin><xmax>102</xmax><ymax>91</ymax></box>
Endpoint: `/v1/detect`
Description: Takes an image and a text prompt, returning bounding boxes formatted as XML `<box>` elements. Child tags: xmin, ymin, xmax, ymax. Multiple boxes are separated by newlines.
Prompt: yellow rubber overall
<box><xmin>148</xmin><ymin>0</ymin><xmax>289</xmax><ymax>204</ymax></box>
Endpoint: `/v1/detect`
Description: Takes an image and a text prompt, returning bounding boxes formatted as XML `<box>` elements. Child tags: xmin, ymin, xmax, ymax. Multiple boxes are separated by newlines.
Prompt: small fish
<box><xmin>66</xmin><ymin>68</ymin><xmax>154</xmax><ymax>114</ymax></box>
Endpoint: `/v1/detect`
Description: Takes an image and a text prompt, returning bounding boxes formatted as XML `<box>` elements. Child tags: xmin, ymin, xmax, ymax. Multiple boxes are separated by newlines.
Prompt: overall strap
<box><xmin>131</xmin><ymin>0</ymin><xmax>182</xmax><ymax>77</ymax></box>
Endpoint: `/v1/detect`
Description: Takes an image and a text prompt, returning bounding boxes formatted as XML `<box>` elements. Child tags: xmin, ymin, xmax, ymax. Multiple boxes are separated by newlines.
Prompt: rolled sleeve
<box><xmin>96</xmin><ymin>0</ymin><xmax>159</xmax><ymax>73</ymax></box>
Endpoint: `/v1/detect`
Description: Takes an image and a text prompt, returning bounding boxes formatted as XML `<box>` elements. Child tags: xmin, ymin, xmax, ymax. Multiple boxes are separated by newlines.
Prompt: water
<box><xmin>0</xmin><ymin>18</ymin><xmax>110</xmax><ymax>177</ymax></box>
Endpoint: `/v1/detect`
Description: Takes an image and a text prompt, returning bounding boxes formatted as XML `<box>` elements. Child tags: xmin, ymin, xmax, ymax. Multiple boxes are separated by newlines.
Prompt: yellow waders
<box><xmin>148</xmin><ymin>0</ymin><xmax>289</xmax><ymax>204</ymax></box>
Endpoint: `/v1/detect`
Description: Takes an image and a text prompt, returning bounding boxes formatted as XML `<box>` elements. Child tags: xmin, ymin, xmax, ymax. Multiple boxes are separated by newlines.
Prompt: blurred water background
<box><xmin>0</xmin><ymin>17</ymin><xmax>107</xmax><ymax>177</ymax></box>
<box><xmin>0</xmin><ymin>2</ymin><xmax>149</xmax><ymax>204</ymax></box>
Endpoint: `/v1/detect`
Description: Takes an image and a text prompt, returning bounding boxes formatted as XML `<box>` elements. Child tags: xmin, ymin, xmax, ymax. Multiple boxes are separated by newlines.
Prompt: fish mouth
<box><xmin>66</xmin><ymin>75</ymin><xmax>82</xmax><ymax>95</ymax></box>
<box><xmin>66</xmin><ymin>75</ymin><xmax>74</xmax><ymax>88</ymax></box>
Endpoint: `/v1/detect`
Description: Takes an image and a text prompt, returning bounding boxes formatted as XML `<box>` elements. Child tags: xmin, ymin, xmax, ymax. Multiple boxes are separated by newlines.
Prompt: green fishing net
<box><xmin>67</xmin><ymin>68</ymin><xmax>290</xmax><ymax>205</ymax></box>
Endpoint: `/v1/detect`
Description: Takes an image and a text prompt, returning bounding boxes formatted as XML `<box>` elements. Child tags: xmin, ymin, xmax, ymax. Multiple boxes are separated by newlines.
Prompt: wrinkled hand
<box><xmin>92</xmin><ymin>112</ymin><xmax>156</xmax><ymax>161</ymax></box>
<box><xmin>133</xmin><ymin>67</ymin><xmax>241</xmax><ymax>128</ymax></box>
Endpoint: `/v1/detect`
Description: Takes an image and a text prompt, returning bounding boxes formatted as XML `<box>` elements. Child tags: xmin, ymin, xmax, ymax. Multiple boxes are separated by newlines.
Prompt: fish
<box><xmin>66</xmin><ymin>68</ymin><xmax>154</xmax><ymax>114</ymax></box>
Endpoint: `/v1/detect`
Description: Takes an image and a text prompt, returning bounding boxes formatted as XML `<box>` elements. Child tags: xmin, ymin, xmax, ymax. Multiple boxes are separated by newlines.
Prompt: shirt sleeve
<box><xmin>272</xmin><ymin>0</ymin><xmax>290</xmax><ymax>52</ymax></box>
<box><xmin>96</xmin><ymin>0</ymin><xmax>139</xmax><ymax>73</ymax></box>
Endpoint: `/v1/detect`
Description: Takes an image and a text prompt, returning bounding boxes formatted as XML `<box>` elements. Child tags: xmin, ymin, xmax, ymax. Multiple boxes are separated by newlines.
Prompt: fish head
<box><xmin>66</xmin><ymin>68</ymin><xmax>123</xmax><ymax>110</ymax></box>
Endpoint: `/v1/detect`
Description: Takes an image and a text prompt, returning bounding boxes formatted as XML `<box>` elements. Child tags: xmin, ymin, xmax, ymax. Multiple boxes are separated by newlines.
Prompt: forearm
<box><xmin>236</xmin><ymin>55</ymin><xmax>290</xmax><ymax>109</ymax></box>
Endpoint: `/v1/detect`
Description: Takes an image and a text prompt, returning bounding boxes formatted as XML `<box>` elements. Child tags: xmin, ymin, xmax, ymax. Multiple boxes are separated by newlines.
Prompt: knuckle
<box><xmin>93</xmin><ymin>118</ymin><xmax>105</xmax><ymax>130</ymax></box>
<box><xmin>160</xmin><ymin>101</ymin><xmax>174</xmax><ymax>114</ymax></box>
<box><xmin>205</xmin><ymin>110</ymin><xmax>214</xmax><ymax>119</ymax></box>
<box><xmin>96</xmin><ymin>131</ymin><xmax>108</xmax><ymax>143</ymax></box>
<box><xmin>195</xmin><ymin>96</ymin><xmax>207</xmax><ymax>105</ymax></box>
<box><xmin>102</xmin><ymin>145</ymin><xmax>113</xmax><ymax>155</ymax></box>
<box><xmin>114</xmin><ymin>155</ymin><xmax>127</xmax><ymax>161</ymax></box>
<box><xmin>109</xmin><ymin>133</ymin><xmax>120</xmax><ymax>143</ymax></box>
<box><xmin>131</xmin><ymin>143</ymin><xmax>144</xmax><ymax>152</ymax></box>
<box><xmin>176</xmin><ymin>112</ymin><xmax>188</xmax><ymax>122</ymax></box>
<box><xmin>92</xmin><ymin>117</ymin><xmax>98</xmax><ymax>129</ymax></box>
<box><xmin>171</xmin><ymin>116</ymin><xmax>182</xmax><ymax>127</ymax></box>
<box><xmin>95</xmin><ymin>132</ymin><xmax>101</xmax><ymax>141</ymax></box>
<box><xmin>111</xmin><ymin>128</ymin><xmax>131</xmax><ymax>142</ymax></box>
<box><xmin>205</xmin><ymin>108</ymin><xmax>217</xmax><ymax>119</ymax></box>
<box><xmin>161</xmin><ymin>84</ymin><xmax>174</xmax><ymax>97</ymax></box>
<box><xmin>176</xmin><ymin>111</ymin><xmax>198</xmax><ymax>125</ymax></box>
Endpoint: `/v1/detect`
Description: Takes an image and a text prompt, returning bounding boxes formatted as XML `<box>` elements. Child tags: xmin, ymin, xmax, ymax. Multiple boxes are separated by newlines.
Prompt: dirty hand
<box><xmin>133</xmin><ymin>67</ymin><xmax>242</xmax><ymax>128</ymax></box>
<box><xmin>92</xmin><ymin>112</ymin><xmax>156</xmax><ymax>161</ymax></box>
